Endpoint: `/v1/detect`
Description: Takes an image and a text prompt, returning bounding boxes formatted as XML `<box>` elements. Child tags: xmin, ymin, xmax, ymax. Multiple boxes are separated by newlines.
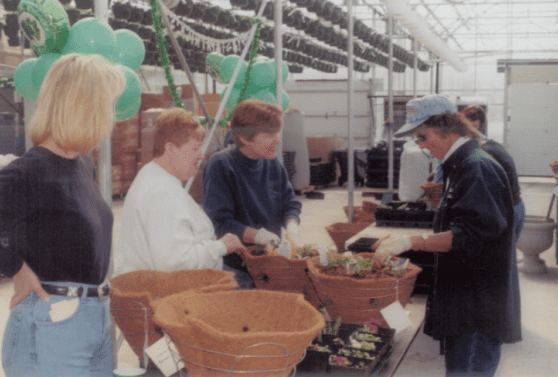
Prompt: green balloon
<box><xmin>252</xmin><ymin>90</ymin><xmax>276</xmax><ymax>104</ymax></box>
<box><xmin>220</xmin><ymin>85</ymin><xmax>241</xmax><ymax>112</ymax></box>
<box><xmin>219</xmin><ymin>55</ymin><xmax>247</xmax><ymax>84</ymax></box>
<box><xmin>17</xmin><ymin>0</ymin><xmax>70</xmax><ymax>56</ymax></box>
<box><xmin>249</xmin><ymin>61</ymin><xmax>275</xmax><ymax>90</ymax></box>
<box><xmin>31</xmin><ymin>52</ymin><xmax>61</xmax><ymax>89</ymax></box>
<box><xmin>14</xmin><ymin>58</ymin><xmax>40</xmax><ymax>102</ymax></box>
<box><xmin>114</xmin><ymin>29</ymin><xmax>145</xmax><ymax>71</ymax></box>
<box><xmin>115</xmin><ymin>96</ymin><xmax>141</xmax><ymax>121</ymax></box>
<box><xmin>61</xmin><ymin>17</ymin><xmax>116</xmax><ymax>60</ymax></box>
<box><xmin>206</xmin><ymin>52</ymin><xmax>225</xmax><ymax>83</ymax></box>
<box><xmin>115</xmin><ymin>65</ymin><xmax>142</xmax><ymax>115</ymax></box>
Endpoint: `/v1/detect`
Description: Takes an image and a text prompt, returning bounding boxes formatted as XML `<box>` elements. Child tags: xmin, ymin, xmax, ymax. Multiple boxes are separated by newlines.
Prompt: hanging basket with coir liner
<box><xmin>110</xmin><ymin>269</ymin><xmax>237</xmax><ymax>359</ymax></box>
<box><xmin>152</xmin><ymin>290</ymin><xmax>325</xmax><ymax>377</ymax></box>
<box><xmin>241</xmin><ymin>246</ymin><xmax>321</xmax><ymax>308</ymax></box>
<box><xmin>306</xmin><ymin>253</ymin><xmax>422</xmax><ymax>325</ymax></box>
<box><xmin>325</xmin><ymin>222</ymin><xmax>370</xmax><ymax>252</ymax></box>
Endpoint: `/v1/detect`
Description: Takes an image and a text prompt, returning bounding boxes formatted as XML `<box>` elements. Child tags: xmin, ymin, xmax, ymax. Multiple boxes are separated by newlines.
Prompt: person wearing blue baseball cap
<box><xmin>377</xmin><ymin>94</ymin><xmax>521</xmax><ymax>376</ymax></box>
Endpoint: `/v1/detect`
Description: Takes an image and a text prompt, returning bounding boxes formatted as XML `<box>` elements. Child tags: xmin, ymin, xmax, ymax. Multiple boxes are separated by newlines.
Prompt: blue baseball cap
<box><xmin>394</xmin><ymin>94</ymin><xmax>457</xmax><ymax>137</ymax></box>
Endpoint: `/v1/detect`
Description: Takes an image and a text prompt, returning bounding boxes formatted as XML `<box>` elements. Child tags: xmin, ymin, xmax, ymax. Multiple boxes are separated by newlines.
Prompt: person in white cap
<box><xmin>376</xmin><ymin>94</ymin><xmax>521</xmax><ymax>376</ymax></box>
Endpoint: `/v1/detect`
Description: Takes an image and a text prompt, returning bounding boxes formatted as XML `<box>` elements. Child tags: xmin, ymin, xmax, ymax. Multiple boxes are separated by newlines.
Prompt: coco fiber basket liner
<box><xmin>152</xmin><ymin>290</ymin><xmax>325</xmax><ymax>377</ymax></box>
<box><xmin>241</xmin><ymin>247</ymin><xmax>321</xmax><ymax>308</ymax></box>
<box><xmin>306</xmin><ymin>253</ymin><xmax>422</xmax><ymax>325</ymax></box>
<box><xmin>110</xmin><ymin>269</ymin><xmax>237</xmax><ymax>359</ymax></box>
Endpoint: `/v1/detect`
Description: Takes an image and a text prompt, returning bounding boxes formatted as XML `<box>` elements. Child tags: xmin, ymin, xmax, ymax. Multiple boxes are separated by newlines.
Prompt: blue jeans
<box><xmin>444</xmin><ymin>332</ymin><xmax>501</xmax><ymax>377</ymax></box>
<box><xmin>2</xmin><ymin>281</ymin><xmax>113</xmax><ymax>377</ymax></box>
<box><xmin>513</xmin><ymin>200</ymin><xmax>526</xmax><ymax>245</ymax></box>
<box><xmin>222</xmin><ymin>265</ymin><xmax>255</xmax><ymax>290</ymax></box>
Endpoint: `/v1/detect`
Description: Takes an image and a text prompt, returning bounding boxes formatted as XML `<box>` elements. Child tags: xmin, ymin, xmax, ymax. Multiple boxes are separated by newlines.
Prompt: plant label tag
<box><xmin>145</xmin><ymin>337</ymin><xmax>185</xmax><ymax>377</ymax></box>
<box><xmin>380</xmin><ymin>301</ymin><xmax>411</xmax><ymax>334</ymax></box>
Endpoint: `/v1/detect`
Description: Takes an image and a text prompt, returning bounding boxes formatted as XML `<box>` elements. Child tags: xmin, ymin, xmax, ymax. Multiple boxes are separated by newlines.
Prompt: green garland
<box><xmin>201</xmin><ymin>18</ymin><xmax>263</xmax><ymax>128</ymax></box>
<box><xmin>150</xmin><ymin>0</ymin><xmax>184</xmax><ymax>109</ymax></box>
<box><xmin>150</xmin><ymin>3</ymin><xmax>263</xmax><ymax>128</ymax></box>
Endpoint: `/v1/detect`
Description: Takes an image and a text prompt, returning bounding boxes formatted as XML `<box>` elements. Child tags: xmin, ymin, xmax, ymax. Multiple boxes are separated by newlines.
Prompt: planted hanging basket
<box><xmin>66</xmin><ymin>8</ymin><xmax>81</xmax><ymax>26</ymax></box>
<box><xmin>550</xmin><ymin>160</ymin><xmax>558</xmax><ymax>178</ymax></box>
<box><xmin>2</xmin><ymin>0</ymin><xmax>20</xmax><ymax>12</ymax></box>
<box><xmin>74</xmin><ymin>0</ymin><xmax>93</xmax><ymax>10</ymax></box>
<box><xmin>112</xmin><ymin>2</ymin><xmax>132</xmax><ymax>20</ymax></box>
<box><xmin>152</xmin><ymin>290</ymin><xmax>325</xmax><ymax>377</ymax></box>
<box><xmin>325</xmin><ymin>222</ymin><xmax>370</xmax><ymax>252</ymax></box>
<box><xmin>307</xmin><ymin>253</ymin><xmax>422</xmax><ymax>325</ymax></box>
<box><xmin>109</xmin><ymin>269</ymin><xmax>237</xmax><ymax>359</ymax></box>
<box><xmin>420</xmin><ymin>182</ymin><xmax>443</xmax><ymax>208</ymax></box>
<box><xmin>241</xmin><ymin>245</ymin><xmax>322</xmax><ymax>308</ymax></box>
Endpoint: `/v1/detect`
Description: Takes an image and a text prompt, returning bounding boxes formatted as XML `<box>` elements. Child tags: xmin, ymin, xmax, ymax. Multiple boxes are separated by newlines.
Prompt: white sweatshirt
<box><xmin>115</xmin><ymin>161</ymin><xmax>226</xmax><ymax>275</ymax></box>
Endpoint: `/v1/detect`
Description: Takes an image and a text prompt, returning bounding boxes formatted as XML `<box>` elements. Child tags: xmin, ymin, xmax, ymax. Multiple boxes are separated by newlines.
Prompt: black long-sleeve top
<box><xmin>481</xmin><ymin>140</ymin><xmax>522</xmax><ymax>206</ymax></box>
<box><xmin>0</xmin><ymin>146</ymin><xmax>113</xmax><ymax>285</ymax></box>
<box><xmin>424</xmin><ymin>139</ymin><xmax>521</xmax><ymax>344</ymax></box>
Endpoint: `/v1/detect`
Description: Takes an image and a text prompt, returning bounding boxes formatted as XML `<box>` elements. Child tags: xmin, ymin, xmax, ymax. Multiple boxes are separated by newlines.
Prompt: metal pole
<box><xmin>503</xmin><ymin>62</ymin><xmax>510</xmax><ymax>150</ymax></box>
<box><xmin>347</xmin><ymin>0</ymin><xmax>355</xmax><ymax>223</ymax></box>
<box><xmin>413</xmin><ymin>38</ymin><xmax>418</xmax><ymax>98</ymax></box>
<box><xmin>157</xmin><ymin>0</ymin><xmax>214</xmax><ymax>124</ymax></box>
<box><xmin>274</xmin><ymin>0</ymin><xmax>283</xmax><ymax>164</ymax></box>
<box><xmin>387</xmin><ymin>16</ymin><xmax>394</xmax><ymax>194</ymax></box>
<box><xmin>94</xmin><ymin>0</ymin><xmax>111</xmax><ymax>208</ymax></box>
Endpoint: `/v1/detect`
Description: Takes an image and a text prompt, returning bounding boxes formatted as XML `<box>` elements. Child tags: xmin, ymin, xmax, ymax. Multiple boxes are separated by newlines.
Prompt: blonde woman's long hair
<box><xmin>28</xmin><ymin>53</ymin><xmax>126</xmax><ymax>155</ymax></box>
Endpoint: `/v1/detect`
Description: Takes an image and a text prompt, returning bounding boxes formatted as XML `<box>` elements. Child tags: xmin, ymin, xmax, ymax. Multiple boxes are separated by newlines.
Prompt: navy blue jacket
<box><xmin>424</xmin><ymin>139</ymin><xmax>521</xmax><ymax>344</ymax></box>
<box><xmin>202</xmin><ymin>145</ymin><xmax>301</xmax><ymax>270</ymax></box>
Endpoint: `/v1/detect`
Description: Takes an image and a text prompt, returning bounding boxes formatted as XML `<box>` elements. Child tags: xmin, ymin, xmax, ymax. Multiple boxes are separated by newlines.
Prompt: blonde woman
<box><xmin>116</xmin><ymin>108</ymin><xmax>245</xmax><ymax>275</ymax></box>
<box><xmin>0</xmin><ymin>53</ymin><xmax>125</xmax><ymax>376</ymax></box>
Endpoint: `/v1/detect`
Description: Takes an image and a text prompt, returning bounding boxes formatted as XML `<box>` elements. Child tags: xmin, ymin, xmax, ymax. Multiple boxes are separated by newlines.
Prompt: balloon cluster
<box><xmin>206</xmin><ymin>53</ymin><xmax>289</xmax><ymax>113</ymax></box>
<box><xmin>13</xmin><ymin>0</ymin><xmax>145</xmax><ymax>121</ymax></box>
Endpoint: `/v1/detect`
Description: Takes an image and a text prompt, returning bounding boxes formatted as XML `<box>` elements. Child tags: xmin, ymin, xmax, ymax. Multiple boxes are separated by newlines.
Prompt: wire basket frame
<box><xmin>111</xmin><ymin>298</ymin><xmax>161</xmax><ymax>368</ymax></box>
<box><xmin>242</xmin><ymin>249</ymin><xmax>321</xmax><ymax>308</ymax></box>
<box><xmin>163</xmin><ymin>331</ymin><xmax>305</xmax><ymax>377</ymax></box>
<box><xmin>309</xmin><ymin>270</ymin><xmax>418</xmax><ymax>325</ymax></box>
<box><xmin>306</xmin><ymin>254</ymin><xmax>422</xmax><ymax>325</ymax></box>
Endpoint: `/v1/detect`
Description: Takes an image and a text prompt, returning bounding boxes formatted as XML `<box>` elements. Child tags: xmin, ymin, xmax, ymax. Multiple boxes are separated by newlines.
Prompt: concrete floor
<box><xmin>0</xmin><ymin>177</ymin><xmax>557</xmax><ymax>376</ymax></box>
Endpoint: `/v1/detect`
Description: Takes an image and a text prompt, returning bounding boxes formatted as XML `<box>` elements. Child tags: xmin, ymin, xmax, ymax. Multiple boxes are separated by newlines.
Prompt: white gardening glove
<box><xmin>276</xmin><ymin>239</ymin><xmax>292</xmax><ymax>258</ymax></box>
<box><xmin>254</xmin><ymin>228</ymin><xmax>281</xmax><ymax>246</ymax></box>
<box><xmin>374</xmin><ymin>236</ymin><xmax>412</xmax><ymax>264</ymax></box>
<box><xmin>286</xmin><ymin>221</ymin><xmax>303</xmax><ymax>247</ymax></box>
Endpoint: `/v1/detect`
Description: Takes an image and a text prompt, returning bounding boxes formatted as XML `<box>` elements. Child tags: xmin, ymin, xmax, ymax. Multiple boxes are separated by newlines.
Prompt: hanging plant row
<box><xmin>232</xmin><ymin>0</ymin><xmax>430</xmax><ymax>71</ymax></box>
<box><xmin>105</xmin><ymin>0</ymin><xmax>426</xmax><ymax>74</ymax></box>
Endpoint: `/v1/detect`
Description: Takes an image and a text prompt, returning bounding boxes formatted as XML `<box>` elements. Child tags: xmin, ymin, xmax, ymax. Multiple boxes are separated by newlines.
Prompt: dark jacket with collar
<box><xmin>423</xmin><ymin>139</ymin><xmax>521</xmax><ymax>344</ymax></box>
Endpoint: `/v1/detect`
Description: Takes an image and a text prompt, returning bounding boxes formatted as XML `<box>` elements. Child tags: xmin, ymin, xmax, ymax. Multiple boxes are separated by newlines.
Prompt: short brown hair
<box><xmin>230</xmin><ymin>99</ymin><xmax>282</xmax><ymax>147</ymax></box>
<box><xmin>423</xmin><ymin>113</ymin><xmax>468</xmax><ymax>137</ymax></box>
<box><xmin>461</xmin><ymin>105</ymin><xmax>487</xmax><ymax>135</ymax></box>
<box><xmin>153</xmin><ymin>108</ymin><xmax>205</xmax><ymax>158</ymax></box>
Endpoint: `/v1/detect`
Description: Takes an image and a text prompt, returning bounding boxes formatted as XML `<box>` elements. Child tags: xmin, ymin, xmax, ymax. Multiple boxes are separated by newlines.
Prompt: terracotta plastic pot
<box><xmin>152</xmin><ymin>290</ymin><xmax>325</xmax><ymax>377</ymax></box>
<box><xmin>421</xmin><ymin>182</ymin><xmax>443</xmax><ymax>208</ymax></box>
<box><xmin>241</xmin><ymin>247</ymin><xmax>321</xmax><ymax>308</ymax></box>
<box><xmin>306</xmin><ymin>253</ymin><xmax>422</xmax><ymax>325</ymax></box>
<box><xmin>326</xmin><ymin>222</ymin><xmax>370</xmax><ymax>252</ymax></box>
<box><xmin>110</xmin><ymin>269</ymin><xmax>237</xmax><ymax>359</ymax></box>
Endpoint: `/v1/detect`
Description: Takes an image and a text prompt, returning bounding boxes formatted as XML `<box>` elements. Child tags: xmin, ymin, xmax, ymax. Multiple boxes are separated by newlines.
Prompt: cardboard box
<box><xmin>306</xmin><ymin>137</ymin><xmax>346</xmax><ymax>163</ymax></box>
<box><xmin>163</xmin><ymin>84</ymin><xmax>194</xmax><ymax>102</ymax></box>
<box><xmin>140</xmin><ymin>92</ymin><xmax>169</xmax><ymax>112</ymax></box>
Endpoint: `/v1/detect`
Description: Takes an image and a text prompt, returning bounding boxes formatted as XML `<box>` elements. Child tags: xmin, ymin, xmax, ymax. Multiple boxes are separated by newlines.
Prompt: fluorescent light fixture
<box><xmin>384</xmin><ymin>0</ymin><xmax>467</xmax><ymax>72</ymax></box>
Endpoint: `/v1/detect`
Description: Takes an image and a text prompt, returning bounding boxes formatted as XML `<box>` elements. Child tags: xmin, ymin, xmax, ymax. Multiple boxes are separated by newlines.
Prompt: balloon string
<box><xmin>149</xmin><ymin>0</ymin><xmax>184</xmax><ymax>109</ymax></box>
